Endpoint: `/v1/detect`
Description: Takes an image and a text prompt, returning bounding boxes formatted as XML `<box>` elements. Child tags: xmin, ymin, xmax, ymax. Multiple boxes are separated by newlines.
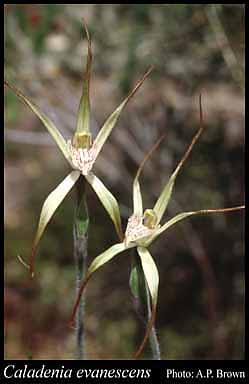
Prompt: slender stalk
<box><xmin>74</xmin><ymin>175</ymin><xmax>89</xmax><ymax>360</ymax></box>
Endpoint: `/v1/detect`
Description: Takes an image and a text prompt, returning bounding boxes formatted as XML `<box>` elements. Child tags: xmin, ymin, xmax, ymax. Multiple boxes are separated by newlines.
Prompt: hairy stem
<box><xmin>74</xmin><ymin>176</ymin><xmax>89</xmax><ymax>360</ymax></box>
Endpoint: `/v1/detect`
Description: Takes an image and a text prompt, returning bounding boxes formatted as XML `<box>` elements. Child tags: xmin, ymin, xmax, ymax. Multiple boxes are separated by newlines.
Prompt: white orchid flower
<box><xmin>4</xmin><ymin>22</ymin><xmax>153</xmax><ymax>277</ymax></box>
<box><xmin>70</xmin><ymin>95</ymin><xmax>244</xmax><ymax>358</ymax></box>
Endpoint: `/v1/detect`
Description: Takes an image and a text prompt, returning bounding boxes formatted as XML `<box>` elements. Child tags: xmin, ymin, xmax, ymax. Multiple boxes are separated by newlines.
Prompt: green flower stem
<box><xmin>133</xmin><ymin>250</ymin><xmax>161</xmax><ymax>360</ymax></box>
<box><xmin>74</xmin><ymin>175</ymin><xmax>89</xmax><ymax>360</ymax></box>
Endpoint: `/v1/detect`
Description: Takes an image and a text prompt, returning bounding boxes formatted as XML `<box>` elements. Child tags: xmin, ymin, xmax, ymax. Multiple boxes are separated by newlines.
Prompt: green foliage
<box><xmin>129</xmin><ymin>253</ymin><xmax>147</xmax><ymax>306</ymax></box>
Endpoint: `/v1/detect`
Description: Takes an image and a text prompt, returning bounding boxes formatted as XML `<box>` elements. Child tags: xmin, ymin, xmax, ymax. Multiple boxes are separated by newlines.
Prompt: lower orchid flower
<box><xmin>4</xmin><ymin>21</ymin><xmax>153</xmax><ymax>277</ymax></box>
<box><xmin>70</xmin><ymin>95</ymin><xmax>244</xmax><ymax>358</ymax></box>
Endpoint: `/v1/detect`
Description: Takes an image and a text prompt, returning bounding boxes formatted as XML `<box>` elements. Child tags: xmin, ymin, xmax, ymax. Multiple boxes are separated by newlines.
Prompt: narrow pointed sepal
<box><xmin>4</xmin><ymin>80</ymin><xmax>72</xmax><ymax>165</ymax></box>
<box><xmin>150</xmin><ymin>205</ymin><xmax>245</xmax><ymax>244</ymax></box>
<box><xmin>75</xmin><ymin>20</ymin><xmax>92</xmax><ymax>137</ymax></box>
<box><xmin>134</xmin><ymin>246</ymin><xmax>159</xmax><ymax>359</ymax></box>
<box><xmin>70</xmin><ymin>242</ymin><xmax>127</xmax><ymax>325</ymax></box>
<box><xmin>30</xmin><ymin>170</ymin><xmax>81</xmax><ymax>277</ymax></box>
<box><xmin>133</xmin><ymin>133</ymin><xmax>166</xmax><ymax>217</ymax></box>
<box><xmin>133</xmin><ymin>177</ymin><xmax>143</xmax><ymax>216</ymax></box>
<box><xmin>94</xmin><ymin>67</ymin><xmax>154</xmax><ymax>158</ymax></box>
<box><xmin>86</xmin><ymin>172</ymin><xmax>123</xmax><ymax>240</ymax></box>
<box><xmin>153</xmin><ymin>95</ymin><xmax>204</xmax><ymax>224</ymax></box>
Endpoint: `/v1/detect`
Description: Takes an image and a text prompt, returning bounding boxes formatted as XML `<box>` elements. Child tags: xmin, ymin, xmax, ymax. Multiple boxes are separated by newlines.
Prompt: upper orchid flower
<box><xmin>70</xmin><ymin>95</ymin><xmax>245</xmax><ymax>358</ymax></box>
<box><xmin>4</xmin><ymin>22</ymin><xmax>153</xmax><ymax>277</ymax></box>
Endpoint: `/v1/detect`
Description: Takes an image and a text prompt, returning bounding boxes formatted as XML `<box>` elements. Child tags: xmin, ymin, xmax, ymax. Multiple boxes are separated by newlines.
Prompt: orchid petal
<box><xmin>133</xmin><ymin>177</ymin><xmax>143</xmax><ymax>216</ymax></box>
<box><xmin>86</xmin><ymin>172</ymin><xmax>123</xmax><ymax>240</ymax></box>
<box><xmin>4</xmin><ymin>80</ymin><xmax>72</xmax><ymax>165</ymax></box>
<box><xmin>134</xmin><ymin>246</ymin><xmax>159</xmax><ymax>359</ymax></box>
<box><xmin>133</xmin><ymin>134</ymin><xmax>166</xmax><ymax>216</ymax></box>
<box><xmin>150</xmin><ymin>205</ymin><xmax>245</xmax><ymax>244</ymax></box>
<box><xmin>137</xmin><ymin>247</ymin><xmax>159</xmax><ymax>306</ymax></box>
<box><xmin>70</xmin><ymin>242</ymin><xmax>128</xmax><ymax>324</ymax></box>
<box><xmin>153</xmin><ymin>95</ymin><xmax>204</xmax><ymax>224</ymax></box>
<box><xmin>94</xmin><ymin>67</ymin><xmax>154</xmax><ymax>158</ymax></box>
<box><xmin>75</xmin><ymin>20</ymin><xmax>92</xmax><ymax>136</ymax></box>
<box><xmin>30</xmin><ymin>170</ymin><xmax>81</xmax><ymax>277</ymax></box>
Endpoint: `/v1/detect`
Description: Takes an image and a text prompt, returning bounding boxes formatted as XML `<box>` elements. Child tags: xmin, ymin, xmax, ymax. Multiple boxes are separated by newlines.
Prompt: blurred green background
<box><xmin>4</xmin><ymin>4</ymin><xmax>244</xmax><ymax>360</ymax></box>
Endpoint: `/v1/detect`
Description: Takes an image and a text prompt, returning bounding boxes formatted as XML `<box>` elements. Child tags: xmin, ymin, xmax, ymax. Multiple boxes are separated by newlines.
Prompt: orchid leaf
<box><xmin>70</xmin><ymin>242</ymin><xmax>127</xmax><ymax>324</ymax></box>
<box><xmin>94</xmin><ymin>67</ymin><xmax>154</xmax><ymax>158</ymax></box>
<box><xmin>30</xmin><ymin>170</ymin><xmax>81</xmax><ymax>277</ymax></box>
<box><xmin>153</xmin><ymin>95</ymin><xmax>204</xmax><ymax>224</ymax></box>
<box><xmin>4</xmin><ymin>80</ymin><xmax>72</xmax><ymax>165</ymax></box>
<box><xmin>150</xmin><ymin>205</ymin><xmax>245</xmax><ymax>244</ymax></box>
<box><xmin>75</xmin><ymin>20</ymin><xmax>92</xmax><ymax>136</ymax></box>
<box><xmin>86</xmin><ymin>172</ymin><xmax>123</xmax><ymax>240</ymax></box>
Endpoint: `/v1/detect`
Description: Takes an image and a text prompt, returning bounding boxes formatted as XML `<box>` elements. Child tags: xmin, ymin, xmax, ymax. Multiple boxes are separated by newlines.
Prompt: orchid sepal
<box><xmin>74</xmin><ymin>19</ymin><xmax>92</xmax><ymax>138</ymax></box>
<box><xmin>85</xmin><ymin>172</ymin><xmax>124</xmax><ymax>241</ymax></box>
<box><xmin>94</xmin><ymin>66</ymin><xmax>154</xmax><ymax>159</ymax></box>
<box><xmin>4</xmin><ymin>80</ymin><xmax>73</xmax><ymax>166</ymax></box>
<box><xmin>153</xmin><ymin>95</ymin><xmax>204</xmax><ymax>224</ymax></box>
<box><xmin>30</xmin><ymin>170</ymin><xmax>81</xmax><ymax>277</ymax></box>
<box><xmin>70</xmin><ymin>242</ymin><xmax>131</xmax><ymax>324</ymax></box>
